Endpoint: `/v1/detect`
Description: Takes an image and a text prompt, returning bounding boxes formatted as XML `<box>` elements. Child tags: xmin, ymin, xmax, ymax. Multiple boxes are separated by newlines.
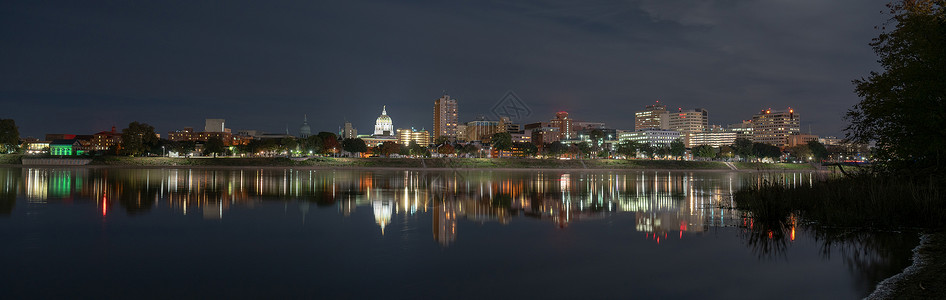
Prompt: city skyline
<box><xmin>1</xmin><ymin>0</ymin><xmax>887</xmax><ymax>138</ymax></box>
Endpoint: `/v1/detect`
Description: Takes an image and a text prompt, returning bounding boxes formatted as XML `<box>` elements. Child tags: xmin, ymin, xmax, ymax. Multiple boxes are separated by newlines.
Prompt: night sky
<box><xmin>1</xmin><ymin>0</ymin><xmax>887</xmax><ymax>139</ymax></box>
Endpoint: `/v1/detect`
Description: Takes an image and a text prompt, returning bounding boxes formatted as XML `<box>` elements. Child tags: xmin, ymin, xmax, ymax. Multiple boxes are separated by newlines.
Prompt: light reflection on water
<box><xmin>3</xmin><ymin>168</ymin><xmax>762</xmax><ymax>242</ymax></box>
<box><xmin>0</xmin><ymin>167</ymin><xmax>915</xmax><ymax>299</ymax></box>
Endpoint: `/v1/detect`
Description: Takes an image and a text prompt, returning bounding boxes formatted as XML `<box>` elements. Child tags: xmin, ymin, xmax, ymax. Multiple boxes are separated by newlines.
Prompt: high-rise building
<box><xmin>205</xmin><ymin>119</ymin><xmax>225</xmax><ymax>133</ymax></box>
<box><xmin>573</xmin><ymin>121</ymin><xmax>605</xmax><ymax>131</ymax></box>
<box><xmin>374</xmin><ymin>106</ymin><xmax>394</xmax><ymax>136</ymax></box>
<box><xmin>433</xmin><ymin>94</ymin><xmax>458</xmax><ymax>141</ymax></box>
<box><xmin>464</xmin><ymin>117</ymin><xmax>502</xmax><ymax>142</ymax></box>
<box><xmin>499</xmin><ymin>117</ymin><xmax>520</xmax><ymax>133</ymax></box>
<box><xmin>752</xmin><ymin>108</ymin><xmax>800</xmax><ymax>147</ymax></box>
<box><xmin>666</xmin><ymin>108</ymin><xmax>708</xmax><ymax>147</ymax></box>
<box><xmin>341</xmin><ymin>122</ymin><xmax>358</xmax><ymax>140</ymax></box>
<box><xmin>727</xmin><ymin>120</ymin><xmax>753</xmax><ymax>140</ymax></box>
<box><xmin>635</xmin><ymin>103</ymin><xmax>668</xmax><ymax>131</ymax></box>
<box><xmin>550</xmin><ymin>111</ymin><xmax>573</xmax><ymax>140</ymax></box>
<box><xmin>666</xmin><ymin>108</ymin><xmax>708</xmax><ymax>133</ymax></box>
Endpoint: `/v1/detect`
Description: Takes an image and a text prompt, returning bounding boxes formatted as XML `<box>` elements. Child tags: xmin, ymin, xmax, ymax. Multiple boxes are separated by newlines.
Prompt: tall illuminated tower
<box><xmin>433</xmin><ymin>94</ymin><xmax>458</xmax><ymax>142</ymax></box>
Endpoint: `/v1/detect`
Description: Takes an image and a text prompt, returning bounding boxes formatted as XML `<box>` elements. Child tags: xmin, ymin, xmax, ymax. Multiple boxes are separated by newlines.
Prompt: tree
<box><xmin>848</xmin><ymin>1</ymin><xmax>946</xmax><ymax>173</ymax></box>
<box><xmin>168</xmin><ymin>140</ymin><xmax>196</xmax><ymax>156</ymax></box>
<box><xmin>306</xmin><ymin>135</ymin><xmax>324</xmax><ymax>154</ymax></box>
<box><xmin>575</xmin><ymin>142</ymin><xmax>591</xmax><ymax>158</ymax></box>
<box><xmin>281</xmin><ymin>137</ymin><xmax>299</xmax><ymax>156</ymax></box>
<box><xmin>437</xmin><ymin>144</ymin><xmax>455</xmax><ymax>155</ymax></box>
<box><xmin>120</xmin><ymin>122</ymin><xmax>159</xmax><ymax>156</ymax></box>
<box><xmin>515</xmin><ymin>142</ymin><xmax>538</xmax><ymax>157</ymax></box>
<box><xmin>546</xmin><ymin>141</ymin><xmax>566</xmax><ymax>157</ymax></box>
<box><xmin>491</xmin><ymin>132</ymin><xmax>513</xmax><ymax>152</ymax></box>
<box><xmin>398</xmin><ymin>144</ymin><xmax>410</xmax><ymax>156</ymax></box>
<box><xmin>0</xmin><ymin>119</ymin><xmax>20</xmax><ymax>154</ymax></box>
<box><xmin>656</xmin><ymin>146</ymin><xmax>670</xmax><ymax>158</ymax></box>
<box><xmin>616</xmin><ymin>140</ymin><xmax>639</xmax><ymax>159</ymax></box>
<box><xmin>717</xmin><ymin>145</ymin><xmax>735</xmax><ymax>159</ymax></box>
<box><xmin>732</xmin><ymin>138</ymin><xmax>754</xmax><ymax>160</ymax></box>
<box><xmin>380</xmin><ymin>141</ymin><xmax>400</xmax><ymax>157</ymax></box>
<box><xmin>409</xmin><ymin>141</ymin><xmax>425</xmax><ymax>156</ymax></box>
<box><xmin>787</xmin><ymin>144</ymin><xmax>813</xmax><ymax>161</ymax></box>
<box><xmin>669</xmin><ymin>139</ymin><xmax>686</xmax><ymax>159</ymax></box>
<box><xmin>203</xmin><ymin>137</ymin><xmax>227</xmax><ymax>157</ymax></box>
<box><xmin>434</xmin><ymin>136</ymin><xmax>449</xmax><ymax>146</ymax></box>
<box><xmin>807</xmin><ymin>141</ymin><xmax>829</xmax><ymax>161</ymax></box>
<box><xmin>341</xmin><ymin>138</ymin><xmax>367</xmax><ymax>155</ymax></box>
<box><xmin>693</xmin><ymin>145</ymin><xmax>717</xmax><ymax>159</ymax></box>
<box><xmin>458</xmin><ymin>144</ymin><xmax>480</xmax><ymax>157</ymax></box>
<box><xmin>317</xmin><ymin>132</ymin><xmax>339</xmax><ymax>154</ymax></box>
<box><xmin>640</xmin><ymin>143</ymin><xmax>657</xmax><ymax>159</ymax></box>
<box><xmin>752</xmin><ymin>143</ymin><xmax>782</xmax><ymax>160</ymax></box>
<box><xmin>589</xmin><ymin>129</ymin><xmax>605</xmax><ymax>151</ymax></box>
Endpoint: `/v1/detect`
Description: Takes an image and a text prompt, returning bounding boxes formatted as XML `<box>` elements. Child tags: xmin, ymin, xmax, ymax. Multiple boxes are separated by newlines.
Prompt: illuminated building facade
<box><xmin>688</xmin><ymin>128</ymin><xmax>737</xmax><ymax>147</ymax></box>
<box><xmin>373</xmin><ymin>106</ymin><xmax>394</xmax><ymax>136</ymax></box>
<box><xmin>433</xmin><ymin>94</ymin><xmax>458</xmax><ymax>142</ymax></box>
<box><xmin>341</xmin><ymin>122</ymin><xmax>358</xmax><ymax>140</ymax></box>
<box><xmin>49</xmin><ymin>139</ymin><xmax>82</xmax><ymax>156</ymax></box>
<box><xmin>635</xmin><ymin>103</ymin><xmax>668</xmax><ymax>131</ymax></box>
<box><xmin>396</xmin><ymin>128</ymin><xmax>431</xmax><ymax>145</ymax></box>
<box><xmin>464</xmin><ymin>117</ymin><xmax>502</xmax><ymax>142</ymax></box>
<box><xmin>727</xmin><ymin>120</ymin><xmax>753</xmax><ymax>140</ymax></box>
<box><xmin>550</xmin><ymin>111</ymin><xmax>574</xmax><ymax>140</ymax></box>
<box><xmin>665</xmin><ymin>108</ymin><xmax>708</xmax><ymax>147</ymax></box>
<box><xmin>91</xmin><ymin>126</ymin><xmax>122</xmax><ymax>151</ymax></box>
<box><xmin>618</xmin><ymin>129</ymin><xmax>681</xmax><ymax>148</ymax></box>
<box><xmin>752</xmin><ymin>108</ymin><xmax>800</xmax><ymax>147</ymax></box>
<box><xmin>168</xmin><ymin>127</ymin><xmax>251</xmax><ymax>146</ymax></box>
<box><xmin>787</xmin><ymin>133</ymin><xmax>819</xmax><ymax>147</ymax></box>
<box><xmin>204</xmin><ymin>119</ymin><xmax>225</xmax><ymax>133</ymax></box>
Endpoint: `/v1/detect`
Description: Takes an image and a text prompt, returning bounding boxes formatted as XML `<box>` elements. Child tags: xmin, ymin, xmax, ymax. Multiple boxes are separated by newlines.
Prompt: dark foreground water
<box><xmin>0</xmin><ymin>167</ymin><xmax>917</xmax><ymax>299</ymax></box>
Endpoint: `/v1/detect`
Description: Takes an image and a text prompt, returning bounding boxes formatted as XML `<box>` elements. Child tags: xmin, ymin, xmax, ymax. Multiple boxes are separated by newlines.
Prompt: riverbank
<box><xmin>733</xmin><ymin>174</ymin><xmax>946</xmax><ymax>298</ymax></box>
<box><xmin>0</xmin><ymin>155</ymin><xmax>819</xmax><ymax>171</ymax></box>
<box><xmin>869</xmin><ymin>232</ymin><xmax>946</xmax><ymax>299</ymax></box>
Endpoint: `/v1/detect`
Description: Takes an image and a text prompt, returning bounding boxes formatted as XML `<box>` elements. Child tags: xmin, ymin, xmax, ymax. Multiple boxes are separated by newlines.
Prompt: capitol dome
<box><xmin>374</xmin><ymin>106</ymin><xmax>393</xmax><ymax>136</ymax></box>
<box><xmin>299</xmin><ymin>115</ymin><xmax>311</xmax><ymax>138</ymax></box>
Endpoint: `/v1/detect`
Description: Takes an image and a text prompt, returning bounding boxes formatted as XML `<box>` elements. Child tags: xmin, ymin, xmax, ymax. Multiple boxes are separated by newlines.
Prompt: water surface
<box><xmin>0</xmin><ymin>168</ymin><xmax>916</xmax><ymax>299</ymax></box>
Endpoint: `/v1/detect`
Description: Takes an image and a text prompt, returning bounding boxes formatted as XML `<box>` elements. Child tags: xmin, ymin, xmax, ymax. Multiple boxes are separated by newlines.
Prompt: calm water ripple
<box><xmin>0</xmin><ymin>167</ymin><xmax>916</xmax><ymax>299</ymax></box>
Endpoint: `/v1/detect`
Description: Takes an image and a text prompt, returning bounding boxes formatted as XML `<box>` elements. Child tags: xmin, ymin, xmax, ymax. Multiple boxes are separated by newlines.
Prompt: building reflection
<box><xmin>3</xmin><ymin>167</ymin><xmax>824</xmax><ymax>246</ymax></box>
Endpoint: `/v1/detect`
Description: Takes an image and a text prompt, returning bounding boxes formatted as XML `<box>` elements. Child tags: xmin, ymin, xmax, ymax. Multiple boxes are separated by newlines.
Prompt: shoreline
<box><xmin>0</xmin><ymin>155</ymin><xmax>822</xmax><ymax>172</ymax></box>
<box><xmin>868</xmin><ymin>232</ymin><xmax>945</xmax><ymax>299</ymax></box>
<box><xmin>0</xmin><ymin>163</ymin><xmax>828</xmax><ymax>173</ymax></box>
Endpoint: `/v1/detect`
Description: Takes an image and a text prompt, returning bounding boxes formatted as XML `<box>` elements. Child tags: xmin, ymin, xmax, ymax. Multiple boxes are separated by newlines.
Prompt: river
<box><xmin>0</xmin><ymin>167</ymin><xmax>917</xmax><ymax>299</ymax></box>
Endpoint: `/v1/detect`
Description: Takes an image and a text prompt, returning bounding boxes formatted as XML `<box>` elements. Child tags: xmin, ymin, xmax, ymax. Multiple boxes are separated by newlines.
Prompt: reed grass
<box><xmin>734</xmin><ymin>174</ymin><xmax>946</xmax><ymax>229</ymax></box>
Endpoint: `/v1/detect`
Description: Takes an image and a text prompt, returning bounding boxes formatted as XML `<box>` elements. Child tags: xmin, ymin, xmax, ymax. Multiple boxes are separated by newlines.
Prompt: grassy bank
<box><xmin>733</xmin><ymin>162</ymin><xmax>815</xmax><ymax>170</ymax></box>
<box><xmin>84</xmin><ymin>157</ymin><xmax>741</xmax><ymax>169</ymax></box>
<box><xmin>2</xmin><ymin>156</ymin><xmax>820</xmax><ymax>170</ymax></box>
<box><xmin>0</xmin><ymin>154</ymin><xmax>22</xmax><ymax>165</ymax></box>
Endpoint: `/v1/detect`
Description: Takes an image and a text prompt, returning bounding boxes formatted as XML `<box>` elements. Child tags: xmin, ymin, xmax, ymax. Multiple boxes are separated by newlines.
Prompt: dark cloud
<box><xmin>0</xmin><ymin>0</ymin><xmax>887</xmax><ymax>138</ymax></box>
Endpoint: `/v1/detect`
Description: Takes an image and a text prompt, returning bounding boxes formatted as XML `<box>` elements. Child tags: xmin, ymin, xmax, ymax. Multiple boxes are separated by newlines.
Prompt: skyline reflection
<box><xmin>1</xmin><ymin>167</ymin><xmax>821</xmax><ymax>246</ymax></box>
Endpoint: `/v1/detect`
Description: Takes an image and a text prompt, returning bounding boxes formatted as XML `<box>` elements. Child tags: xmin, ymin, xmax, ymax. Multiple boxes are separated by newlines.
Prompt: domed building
<box><xmin>374</xmin><ymin>106</ymin><xmax>393</xmax><ymax>136</ymax></box>
<box><xmin>299</xmin><ymin>114</ymin><xmax>311</xmax><ymax>138</ymax></box>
